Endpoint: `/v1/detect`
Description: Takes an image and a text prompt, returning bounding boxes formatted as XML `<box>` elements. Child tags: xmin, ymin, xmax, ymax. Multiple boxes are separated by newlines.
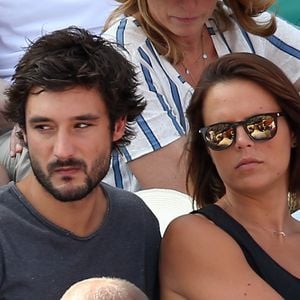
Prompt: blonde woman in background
<box><xmin>101</xmin><ymin>0</ymin><xmax>300</xmax><ymax>194</ymax></box>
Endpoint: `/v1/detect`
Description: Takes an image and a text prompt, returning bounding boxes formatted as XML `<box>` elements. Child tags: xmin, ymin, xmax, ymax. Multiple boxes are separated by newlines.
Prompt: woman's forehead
<box><xmin>202</xmin><ymin>79</ymin><xmax>280</xmax><ymax>123</ymax></box>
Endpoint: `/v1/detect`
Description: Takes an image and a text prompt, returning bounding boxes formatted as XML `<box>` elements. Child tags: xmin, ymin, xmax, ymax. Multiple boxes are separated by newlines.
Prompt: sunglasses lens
<box><xmin>205</xmin><ymin>123</ymin><xmax>234</xmax><ymax>150</ymax></box>
<box><xmin>246</xmin><ymin>115</ymin><xmax>276</xmax><ymax>140</ymax></box>
<box><xmin>201</xmin><ymin>113</ymin><xmax>282</xmax><ymax>151</ymax></box>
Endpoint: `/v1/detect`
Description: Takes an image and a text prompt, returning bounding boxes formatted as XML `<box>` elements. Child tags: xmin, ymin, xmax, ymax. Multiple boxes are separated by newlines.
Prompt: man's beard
<box><xmin>29</xmin><ymin>154</ymin><xmax>110</xmax><ymax>202</ymax></box>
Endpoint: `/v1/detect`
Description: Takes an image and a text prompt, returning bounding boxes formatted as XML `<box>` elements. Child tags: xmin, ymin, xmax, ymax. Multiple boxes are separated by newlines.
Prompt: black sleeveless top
<box><xmin>191</xmin><ymin>204</ymin><xmax>300</xmax><ymax>299</ymax></box>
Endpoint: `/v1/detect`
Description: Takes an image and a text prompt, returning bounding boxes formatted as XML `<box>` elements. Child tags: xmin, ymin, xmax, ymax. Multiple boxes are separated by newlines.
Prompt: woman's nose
<box><xmin>234</xmin><ymin>126</ymin><xmax>254</xmax><ymax>149</ymax></box>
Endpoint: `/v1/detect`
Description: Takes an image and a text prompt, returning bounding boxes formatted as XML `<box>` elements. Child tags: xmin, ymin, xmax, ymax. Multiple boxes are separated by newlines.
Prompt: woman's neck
<box><xmin>218</xmin><ymin>188</ymin><xmax>293</xmax><ymax>234</ymax></box>
<box><xmin>175</xmin><ymin>26</ymin><xmax>217</xmax><ymax>87</ymax></box>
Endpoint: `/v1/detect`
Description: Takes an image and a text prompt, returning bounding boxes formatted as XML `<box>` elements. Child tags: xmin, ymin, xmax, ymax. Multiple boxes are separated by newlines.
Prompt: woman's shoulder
<box><xmin>160</xmin><ymin>212</ymin><xmax>283</xmax><ymax>299</ymax></box>
<box><xmin>102</xmin><ymin>16</ymin><xmax>148</xmax><ymax>48</ymax></box>
<box><xmin>161</xmin><ymin>209</ymin><xmax>260</xmax><ymax>274</ymax></box>
<box><xmin>162</xmin><ymin>212</ymin><xmax>237</xmax><ymax>251</ymax></box>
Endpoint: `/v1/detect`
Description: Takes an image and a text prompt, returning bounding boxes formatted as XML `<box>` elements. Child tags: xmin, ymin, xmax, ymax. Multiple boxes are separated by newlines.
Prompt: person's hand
<box><xmin>10</xmin><ymin>124</ymin><xmax>24</xmax><ymax>157</ymax></box>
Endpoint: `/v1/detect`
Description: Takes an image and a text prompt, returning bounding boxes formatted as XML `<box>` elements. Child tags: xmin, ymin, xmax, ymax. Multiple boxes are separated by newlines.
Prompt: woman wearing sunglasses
<box><xmin>160</xmin><ymin>53</ymin><xmax>300</xmax><ymax>299</ymax></box>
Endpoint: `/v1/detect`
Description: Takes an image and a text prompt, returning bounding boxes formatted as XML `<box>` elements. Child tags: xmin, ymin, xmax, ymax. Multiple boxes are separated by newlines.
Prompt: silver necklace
<box><xmin>272</xmin><ymin>230</ymin><xmax>287</xmax><ymax>237</ymax></box>
<box><xmin>181</xmin><ymin>28</ymin><xmax>208</xmax><ymax>76</ymax></box>
<box><xmin>255</xmin><ymin>225</ymin><xmax>287</xmax><ymax>238</ymax></box>
<box><xmin>183</xmin><ymin>52</ymin><xmax>208</xmax><ymax>75</ymax></box>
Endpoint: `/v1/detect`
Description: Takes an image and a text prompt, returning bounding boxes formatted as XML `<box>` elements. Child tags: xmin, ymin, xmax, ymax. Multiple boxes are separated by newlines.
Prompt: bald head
<box><xmin>61</xmin><ymin>277</ymin><xmax>149</xmax><ymax>300</ymax></box>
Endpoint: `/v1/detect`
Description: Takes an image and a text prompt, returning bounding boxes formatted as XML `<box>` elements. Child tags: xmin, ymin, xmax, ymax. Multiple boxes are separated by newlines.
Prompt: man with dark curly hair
<box><xmin>0</xmin><ymin>27</ymin><xmax>160</xmax><ymax>300</ymax></box>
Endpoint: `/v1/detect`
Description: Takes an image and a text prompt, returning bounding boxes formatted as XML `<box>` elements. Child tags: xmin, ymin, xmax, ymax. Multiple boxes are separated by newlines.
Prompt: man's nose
<box><xmin>53</xmin><ymin>130</ymin><xmax>76</xmax><ymax>159</ymax></box>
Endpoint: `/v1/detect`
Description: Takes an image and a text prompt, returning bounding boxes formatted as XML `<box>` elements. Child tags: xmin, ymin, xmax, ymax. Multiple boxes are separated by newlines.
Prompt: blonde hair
<box><xmin>103</xmin><ymin>0</ymin><xmax>276</xmax><ymax>64</ymax></box>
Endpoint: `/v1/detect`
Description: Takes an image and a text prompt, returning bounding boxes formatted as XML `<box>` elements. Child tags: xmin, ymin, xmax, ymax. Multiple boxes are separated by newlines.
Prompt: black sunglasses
<box><xmin>199</xmin><ymin>112</ymin><xmax>285</xmax><ymax>151</ymax></box>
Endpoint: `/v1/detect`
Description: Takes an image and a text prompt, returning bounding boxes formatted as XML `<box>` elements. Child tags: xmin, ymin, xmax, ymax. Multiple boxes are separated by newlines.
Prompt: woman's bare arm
<box><xmin>160</xmin><ymin>214</ymin><xmax>283</xmax><ymax>300</ymax></box>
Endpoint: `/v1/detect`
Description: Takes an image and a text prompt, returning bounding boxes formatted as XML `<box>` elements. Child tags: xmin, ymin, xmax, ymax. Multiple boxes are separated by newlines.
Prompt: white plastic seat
<box><xmin>135</xmin><ymin>188</ymin><xmax>193</xmax><ymax>235</ymax></box>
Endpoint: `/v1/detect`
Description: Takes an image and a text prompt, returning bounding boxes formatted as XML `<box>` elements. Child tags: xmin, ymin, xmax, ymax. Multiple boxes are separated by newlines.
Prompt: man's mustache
<box><xmin>47</xmin><ymin>158</ymin><xmax>87</xmax><ymax>173</ymax></box>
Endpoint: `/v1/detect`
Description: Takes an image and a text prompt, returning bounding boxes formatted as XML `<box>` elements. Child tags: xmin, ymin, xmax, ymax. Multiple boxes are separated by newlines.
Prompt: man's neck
<box><xmin>17</xmin><ymin>174</ymin><xmax>108</xmax><ymax>237</ymax></box>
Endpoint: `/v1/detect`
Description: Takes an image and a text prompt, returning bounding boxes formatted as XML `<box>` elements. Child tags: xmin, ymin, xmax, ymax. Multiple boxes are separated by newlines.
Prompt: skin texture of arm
<box><xmin>159</xmin><ymin>214</ymin><xmax>283</xmax><ymax>300</ymax></box>
<box><xmin>128</xmin><ymin>136</ymin><xmax>189</xmax><ymax>194</ymax></box>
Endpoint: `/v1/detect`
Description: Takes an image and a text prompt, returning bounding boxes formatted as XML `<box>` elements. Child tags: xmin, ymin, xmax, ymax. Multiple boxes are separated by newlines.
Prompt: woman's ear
<box><xmin>291</xmin><ymin>132</ymin><xmax>297</xmax><ymax>148</ymax></box>
<box><xmin>112</xmin><ymin>117</ymin><xmax>126</xmax><ymax>142</ymax></box>
<box><xmin>207</xmin><ymin>148</ymin><xmax>217</xmax><ymax>166</ymax></box>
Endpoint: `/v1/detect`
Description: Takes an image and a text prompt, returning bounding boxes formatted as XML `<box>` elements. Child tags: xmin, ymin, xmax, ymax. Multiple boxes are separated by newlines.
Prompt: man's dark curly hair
<box><xmin>4</xmin><ymin>26</ymin><xmax>145</xmax><ymax>150</ymax></box>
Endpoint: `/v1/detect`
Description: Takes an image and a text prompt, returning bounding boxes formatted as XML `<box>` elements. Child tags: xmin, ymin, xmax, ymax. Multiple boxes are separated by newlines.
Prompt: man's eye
<box><xmin>75</xmin><ymin>123</ymin><xmax>91</xmax><ymax>128</ymax></box>
<box><xmin>34</xmin><ymin>124</ymin><xmax>51</xmax><ymax>130</ymax></box>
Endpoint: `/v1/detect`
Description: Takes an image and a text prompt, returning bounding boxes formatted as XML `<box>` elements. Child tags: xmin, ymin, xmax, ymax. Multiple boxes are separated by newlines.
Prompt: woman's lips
<box><xmin>235</xmin><ymin>158</ymin><xmax>263</xmax><ymax>170</ymax></box>
<box><xmin>171</xmin><ymin>16</ymin><xmax>199</xmax><ymax>24</ymax></box>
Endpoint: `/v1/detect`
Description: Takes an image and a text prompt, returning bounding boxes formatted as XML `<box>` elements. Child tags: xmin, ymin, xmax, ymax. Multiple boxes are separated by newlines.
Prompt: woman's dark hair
<box><xmin>4</xmin><ymin>26</ymin><xmax>145</xmax><ymax>150</ymax></box>
<box><xmin>186</xmin><ymin>53</ymin><xmax>300</xmax><ymax>207</ymax></box>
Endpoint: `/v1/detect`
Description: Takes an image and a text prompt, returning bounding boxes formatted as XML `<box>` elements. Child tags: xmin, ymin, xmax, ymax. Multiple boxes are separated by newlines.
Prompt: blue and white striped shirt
<box><xmin>102</xmin><ymin>13</ymin><xmax>300</xmax><ymax>191</ymax></box>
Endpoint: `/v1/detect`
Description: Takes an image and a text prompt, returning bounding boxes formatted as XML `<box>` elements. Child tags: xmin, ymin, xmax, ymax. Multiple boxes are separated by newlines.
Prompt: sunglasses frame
<box><xmin>199</xmin><ymin>112</ymin><xmax>285</xmax><ymax>151</ymax></box>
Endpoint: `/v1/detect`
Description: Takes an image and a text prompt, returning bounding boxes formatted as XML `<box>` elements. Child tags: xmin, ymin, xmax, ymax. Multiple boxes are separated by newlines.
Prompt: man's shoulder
<box><xmin>101</xmin><ymin>183</ymin><xmax>159</xmax><ymax>222</ymax></box>
<box><xmin>101</xmin><ymin>182</ymin><xmax>144</xmax><ymax>206</ymax></box>
<box><xmin>0</xmin><ymin>183</ymin><xmax>22</xmax><ymax>224</ymax></box>
<box><xmin>0</xmin><ymin>182</ymin><xmax>17</xmax><ymax>200</ymax></box>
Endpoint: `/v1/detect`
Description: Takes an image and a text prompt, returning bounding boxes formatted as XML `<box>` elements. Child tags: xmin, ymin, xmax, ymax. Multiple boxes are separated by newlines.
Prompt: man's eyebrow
<box><xmin>28</xmin><ymin>114</ymin><xmax>101</xmax><ymax>124</ymax></box>
<box><xmin>73</xmin><ymin>114</ymin><xmax>101</xmax><ymax>121</ymax></box>
<box><xmin>28</xmin><ymin>116</ymin><xmax>52</xmax><ymax>124</ymax></box>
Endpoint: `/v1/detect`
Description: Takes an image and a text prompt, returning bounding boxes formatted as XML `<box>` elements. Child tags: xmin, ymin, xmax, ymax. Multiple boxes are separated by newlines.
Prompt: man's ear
<box><xmin>112</xmin><ymin>117</ymin><xmax>126</xmax><ymax>142</ymax></box>
<box><xmin>22</xmin><ymin>129</ymin><xmax>28</xmax><ymax>147</ymax></box>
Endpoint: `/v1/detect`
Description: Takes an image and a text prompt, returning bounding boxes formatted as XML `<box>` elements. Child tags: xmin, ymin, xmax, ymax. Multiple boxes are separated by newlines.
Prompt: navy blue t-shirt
<box><xmin>0</xmin><ymin>182</ymin><xmax>161</xmax><ymax>299</ymax></box>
